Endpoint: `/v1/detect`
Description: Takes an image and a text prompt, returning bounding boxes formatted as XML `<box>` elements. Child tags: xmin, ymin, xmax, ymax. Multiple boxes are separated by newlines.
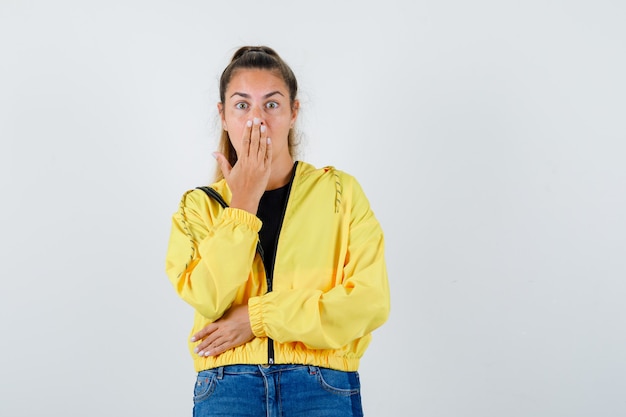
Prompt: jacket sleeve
<box><xmin>248</xmin><ymin>176</ymin><xmax>390</xmax><ymax>349</ymax></box>
<box><xmin>165</xmin><ymin>190</ymin><xmax>262</xmax><ymax>321</ymax></box>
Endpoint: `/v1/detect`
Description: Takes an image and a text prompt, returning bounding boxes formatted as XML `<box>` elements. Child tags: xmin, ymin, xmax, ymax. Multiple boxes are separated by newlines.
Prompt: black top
<box><xmin>256</xmin><ymin>182</ymin><xmax>290</xmax><ymax>276</ymax></box>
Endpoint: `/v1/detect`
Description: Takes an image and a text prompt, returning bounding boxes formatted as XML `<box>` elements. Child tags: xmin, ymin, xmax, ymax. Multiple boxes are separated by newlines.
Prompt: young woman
<box><xmin>166</xmin><ymin>46</ymin><xmax>390</xmax><ymax>416</ymax></box>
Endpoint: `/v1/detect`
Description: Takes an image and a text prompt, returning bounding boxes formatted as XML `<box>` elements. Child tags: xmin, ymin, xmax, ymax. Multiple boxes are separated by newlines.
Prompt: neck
<box><xmin>266</xmin><ymin>154</ymin><xmax>295</xmax><ymax>190</ymax></box>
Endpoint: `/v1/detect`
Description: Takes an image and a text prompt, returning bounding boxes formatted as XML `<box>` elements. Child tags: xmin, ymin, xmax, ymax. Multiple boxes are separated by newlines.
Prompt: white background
<box><xmin>1</xmin><ymin>1</ymin><xmax>625</xmax><ymax>416</ymax></box>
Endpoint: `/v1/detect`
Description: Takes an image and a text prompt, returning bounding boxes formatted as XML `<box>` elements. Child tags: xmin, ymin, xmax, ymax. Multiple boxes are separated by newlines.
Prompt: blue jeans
<box><xmin>193</xmin><ymin>364</ymin><xmax>363</xmax><ymax>417</ymax></box>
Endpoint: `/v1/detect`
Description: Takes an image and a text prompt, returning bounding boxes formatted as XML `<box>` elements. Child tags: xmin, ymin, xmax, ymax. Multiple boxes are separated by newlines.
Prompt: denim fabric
<box><xmin>193</xmin><ymin>364</ymin><xmax>363</xmax><ymax>417</ymax></box>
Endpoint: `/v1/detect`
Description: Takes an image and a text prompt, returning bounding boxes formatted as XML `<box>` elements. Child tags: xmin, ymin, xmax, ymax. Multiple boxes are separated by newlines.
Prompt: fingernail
<box><xmin>253</xmin><ymin>118</ymin><xmax>260</xmax><ymax>125</ymax></box>
<box><xmin>204</xmin><ymin>351</ymin><xmax>211</xmax><ymax>357</ymax></box>
<box><xmin>260</xmin><ymin>125</ymin><xmax>266</xmax><ymax>133</ymax></box>
<box><xmin>267</xmin><ymin>137</ymin><xmax>271</xmax><ymax>144</ymax></box>
<box><xmin>191</xmin><ymin>336</ymin><xmax>197</xmax><ymax>342</ymax></box>
<box><xmin>195</xmin><ymin>349</ymin><xmax>202</xmax><ymax>355</ymax></box>
<box><xmin>246</xmin><ymin>120</ymin><xmax>252</xmax><ymax>127</ymax></box>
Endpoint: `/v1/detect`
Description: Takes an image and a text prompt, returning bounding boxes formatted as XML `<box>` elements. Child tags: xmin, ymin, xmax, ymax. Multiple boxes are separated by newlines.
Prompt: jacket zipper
<box><xmin>196</xmin><ymin>180</ymin><xmax>294</xmax><ymax>366</ymax></box>
<box><xmin>265</xmin><ymin>161</ymin><xmax>298</xmax><ymax>365</ymax></box>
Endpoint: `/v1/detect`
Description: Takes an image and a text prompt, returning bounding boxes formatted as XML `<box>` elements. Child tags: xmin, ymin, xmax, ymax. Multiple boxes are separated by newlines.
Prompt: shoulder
<box><xmin>295</xmin><ymin>161</ymin><xmax>365</xmax><ymax>211</ymax></box>
<box><xmin>296</xmin><ymin>161</ymin><xmax>359</xmax><ymax>188</ymax></box>
<box><xmin>176</xmin><ymin>179</ymin><xmax>230</xmax><ymax>218</ymax></box>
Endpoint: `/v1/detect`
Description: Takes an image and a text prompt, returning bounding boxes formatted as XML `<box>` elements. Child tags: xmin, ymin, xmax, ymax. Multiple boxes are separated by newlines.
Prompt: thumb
<box><xmin>213</xmin><ymin>152</ymin><xmax>232</xmax><ymax>178</ymax></box>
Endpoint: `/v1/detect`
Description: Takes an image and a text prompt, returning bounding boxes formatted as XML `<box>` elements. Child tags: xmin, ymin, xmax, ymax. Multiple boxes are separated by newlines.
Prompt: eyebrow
<box><xmin>230</xmin><ymin>91</ymin><xmax>285</xmax><ymax>99</ymax></box>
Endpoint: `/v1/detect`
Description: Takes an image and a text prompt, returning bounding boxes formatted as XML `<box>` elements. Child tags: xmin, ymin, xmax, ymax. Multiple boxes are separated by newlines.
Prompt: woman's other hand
<box><xmin>190</xmin><ymin>304</ymin><xmax>255</xmax><ymax>357</ymax></box>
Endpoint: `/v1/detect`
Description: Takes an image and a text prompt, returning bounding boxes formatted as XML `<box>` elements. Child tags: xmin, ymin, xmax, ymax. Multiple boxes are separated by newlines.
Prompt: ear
<box><xmin>217</xmin><ymin>102</ymin><xmax>227</xmax><ymax>130</ymax></box>
<box><xmin>290</xmin><ymin>99</ymin><xmax>300</xmax><ymax>128</ymax></box>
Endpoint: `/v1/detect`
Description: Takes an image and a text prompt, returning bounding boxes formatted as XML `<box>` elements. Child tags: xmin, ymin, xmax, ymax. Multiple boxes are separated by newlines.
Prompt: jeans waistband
<box><xmin>198</xmin><ymin>364</ymin><xmax>318</xmax><ymax>378</ymax></box>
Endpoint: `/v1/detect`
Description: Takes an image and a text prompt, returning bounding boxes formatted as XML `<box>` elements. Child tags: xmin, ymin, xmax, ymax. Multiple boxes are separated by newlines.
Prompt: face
<box><xmin>218</xmin><ymin>69</ymin><xmax>298</xmax><ymax>161</ymax></box>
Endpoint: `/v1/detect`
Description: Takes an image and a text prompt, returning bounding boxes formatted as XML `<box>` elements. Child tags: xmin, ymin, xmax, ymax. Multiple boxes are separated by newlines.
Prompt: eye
<box><xmin>235</xmin><ymin>102</ymin><xmax>248</xmax><ymax>110</ymax></box>
<box><xmin>266</xmin><ymin>101</ymin><xmax>279</xmax><ymax>109</ymax></box>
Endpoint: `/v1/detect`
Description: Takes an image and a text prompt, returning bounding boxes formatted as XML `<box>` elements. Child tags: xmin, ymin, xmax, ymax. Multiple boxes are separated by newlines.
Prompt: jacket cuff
<box><xmin>248</xmin><ymin>296</ymin><xmax>266</xmax><ymax>337</ymax></box>
<box><xmin>222</xmin><ymin>207</ymin><xmax>262</xmax><ymax>231</ymax></box>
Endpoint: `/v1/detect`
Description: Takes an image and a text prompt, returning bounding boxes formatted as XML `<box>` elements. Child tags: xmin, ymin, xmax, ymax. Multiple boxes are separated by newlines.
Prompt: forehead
<box><xmin>226</xmin><ymin>69</ymin><xmax>288</xmax><ymax>96</ymax></box>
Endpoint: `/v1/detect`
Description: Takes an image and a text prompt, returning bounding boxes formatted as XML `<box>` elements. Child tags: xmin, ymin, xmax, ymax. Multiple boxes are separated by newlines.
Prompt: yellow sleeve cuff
<box><xmin>248</xmin><ymin>296</ymin><xmax>266</xmax><ymax>337</ymax></box>
<box><xmin>222</xmin><ymin>207</ymin><xmax>262</xmax><ymax>232</ymax></box>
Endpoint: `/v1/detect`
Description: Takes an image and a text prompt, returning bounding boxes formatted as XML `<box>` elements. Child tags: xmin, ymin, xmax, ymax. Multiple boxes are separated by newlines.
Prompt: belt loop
<box><xmin>308</xmin><ymin>366</ymin><xmax>317</xmax><ymax>375</ymax></box>
<box><xmin>216</xmin><ymin>366</ymin><xmax>224</xmax><ymax>380</ymax></box>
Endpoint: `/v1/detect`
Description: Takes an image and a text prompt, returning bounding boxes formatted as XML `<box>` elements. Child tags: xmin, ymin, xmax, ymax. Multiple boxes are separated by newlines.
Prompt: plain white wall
<box><xmin>1</xmin><ymin>0</ymin><xmax>625</xmax><ymax>416</ymax></box>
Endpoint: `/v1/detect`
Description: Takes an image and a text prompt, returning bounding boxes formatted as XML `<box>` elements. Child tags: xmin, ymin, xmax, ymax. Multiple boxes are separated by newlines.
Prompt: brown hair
<box><xmin>214</xmin><ymin>46</ymin><xmax>299</xmax><ymax>181</ymax></box>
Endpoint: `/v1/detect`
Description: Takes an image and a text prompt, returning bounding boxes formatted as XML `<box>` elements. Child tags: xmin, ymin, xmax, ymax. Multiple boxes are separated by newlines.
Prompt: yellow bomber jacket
<box><xmin>165</xmin><ymin>161</ymin><xmax>390</xmax><ymax>372</ymax></box>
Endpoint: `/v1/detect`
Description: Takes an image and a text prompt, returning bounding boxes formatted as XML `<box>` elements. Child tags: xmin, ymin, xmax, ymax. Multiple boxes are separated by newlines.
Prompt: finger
<box><xmin>264</xmin><ymin>137</ymin><xmax>272</xmax><ymax>165</ymax></box>
<box><xmin>204</xmin><ymin>338</ymin><xmax>233</xmax><ymax>357</ymax></box>
<box><xmin>196</xmin><ymin>334</ymin><xmax>229</xmax><ymax>356</ymax></box>
<box><xmin>194</xmin><ymin>331</ymin><xmax>222</xmax><ymax>355</ymax></box>
<box><xmin>249</xmin><ymin>118</ymin><xmax>261</xmax><ymax>156</ymax></box>
<box><xmin>204</xmin><ymin>332</ymin><xmax>243</xmax><ymax>357</ymax></box>
<box><xmin>212</xmin><ymin>152</ymin><xmax>232</xmax><ymax>179</ymax></box>
<box><xmin>258</xmin><ymin>124</ymin><xmax>267</xmax><ymax>160</ymax></box>
<box><xmin>190</xmin><ymin>322</ymin><xmax>217</xmax><ymax>343</ymax></box>
<box><xmin>241</xmin><ymin>119</ymin><xmax>253</xmax><ymax>157</ymax></box>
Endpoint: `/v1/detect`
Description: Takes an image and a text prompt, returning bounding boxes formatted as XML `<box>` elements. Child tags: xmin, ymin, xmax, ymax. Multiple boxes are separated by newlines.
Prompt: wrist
<box><xmin>229</xmin><ymin>196</ymin><xmax>260</xmax><ymax>214</ymax></box>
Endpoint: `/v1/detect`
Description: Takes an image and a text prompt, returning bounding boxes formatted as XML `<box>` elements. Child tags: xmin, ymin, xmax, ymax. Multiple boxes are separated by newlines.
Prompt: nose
<box><xmin>251</xmin><ymin>105</ymin><xmax>263</xmax><ymax>119</ymax></box>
